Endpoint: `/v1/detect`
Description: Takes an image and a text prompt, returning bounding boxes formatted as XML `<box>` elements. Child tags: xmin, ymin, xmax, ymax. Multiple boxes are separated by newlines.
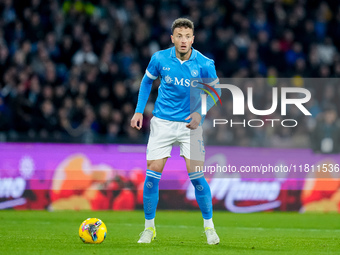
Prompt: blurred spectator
<box><xmin>72</xmin><ymin>41</ymin><xmax>98</xmax><ymax>65</ymax></box>
<box><xmin>311</xmin><ymin>105</ymin><xmax>340</xmax><ymax>154</ymax></box>
<box><xmin>316</xmin><ymin>37</ymin><xmax>336</xmax><ymax>65</ymax></box>
<box><xmin>0</xmin><ymin>95</ymin><xmax>10</xmax><ymax>131</ymax></box>
<box><xmin>2</xmin><ymin>0</ymin><xmax>16</xmax><ymax>25</ymax></box>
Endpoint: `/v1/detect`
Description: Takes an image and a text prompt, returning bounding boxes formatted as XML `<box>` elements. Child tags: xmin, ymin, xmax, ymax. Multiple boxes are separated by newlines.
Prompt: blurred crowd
<box><xmin>0</xmin><ymin>0</ymin><xmax>340</xmax><ymax>148</ymax></box>
<box><xmin>204</xmin><ymin>79</ymin><xmax>340</xmax><ymax>151</ymax></box>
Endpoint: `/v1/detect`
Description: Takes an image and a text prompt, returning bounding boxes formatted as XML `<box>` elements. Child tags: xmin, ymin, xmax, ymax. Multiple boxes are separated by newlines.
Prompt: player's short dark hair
<box><xmin>171</xmin><ymin>18</ymin><xmax>194</xmax><ymax>34</ymax></box>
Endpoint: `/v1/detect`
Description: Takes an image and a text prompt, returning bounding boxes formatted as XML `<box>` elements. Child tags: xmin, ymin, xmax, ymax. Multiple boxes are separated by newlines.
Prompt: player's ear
<box><xmin>192</xmin><ymin>35</ymin><xmax>195</xmax><ymax>44</ymax></box>
<box><xmin>171</xmin><ymin>35</ymin><xmax>174</xmax><ymax>43</ymax></box>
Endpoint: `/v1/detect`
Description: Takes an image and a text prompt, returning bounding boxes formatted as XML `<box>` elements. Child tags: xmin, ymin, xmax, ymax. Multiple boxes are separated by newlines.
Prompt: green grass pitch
<box><xmin>1</xmin><ymin>210</ymin><xmax>340</xmax><ymax>255</ymax></box>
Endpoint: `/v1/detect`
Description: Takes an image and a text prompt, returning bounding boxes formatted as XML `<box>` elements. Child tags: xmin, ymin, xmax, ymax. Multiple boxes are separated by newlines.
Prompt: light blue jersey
<box><xmin>136</xmin><ymin>46</ymin><xmax>219</xmax><ymax>122</ymax></box>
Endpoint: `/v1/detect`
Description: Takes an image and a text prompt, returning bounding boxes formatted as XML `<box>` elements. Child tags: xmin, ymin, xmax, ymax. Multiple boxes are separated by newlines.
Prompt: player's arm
<box><xmin>202</xmin><ymin>60</ymin><xmax>221</xmax><ymax>113</ymax></box>
<box><xmin>186</xmin><ymin>61</ymin><xmax>221</xmax><ymax>129</ymax></box>
<box><xmin>131</xmin><ymin>74</ymin><xmax>154</xmax><ymax>130</ymax></box>
<box><xmin>185</xmin><ymin>112</ymin><xmax>201</xmax><ymax>129</ymax></box>
<box><xmin>131</xmin><ymin>54</ymin><xmax>159</xmax><ymax>130</ymax></box>
<box><xmin>202</xmin><ymin>78</ymin><xmax>221</xmax><ymax>113</ymax></box>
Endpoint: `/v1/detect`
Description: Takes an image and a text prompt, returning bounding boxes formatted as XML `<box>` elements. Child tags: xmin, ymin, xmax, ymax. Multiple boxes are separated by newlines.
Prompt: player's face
<box><xmin>171</xmin><ymin>27</ymin><xmax>194</xmax><ymax>55</ymax></box>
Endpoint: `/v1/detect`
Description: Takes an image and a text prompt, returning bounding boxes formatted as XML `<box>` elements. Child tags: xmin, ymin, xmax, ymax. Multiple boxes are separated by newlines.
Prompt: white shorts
<box><xmin>146</xmin><ymin>116</ymin><xmax>205</xmax><ymax>161</ymax></box>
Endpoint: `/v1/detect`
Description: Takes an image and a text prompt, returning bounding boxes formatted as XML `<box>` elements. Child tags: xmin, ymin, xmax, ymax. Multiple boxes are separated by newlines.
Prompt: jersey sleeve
<box><xmin>145</xmin><ymin>53</ymin><xmax>160</xmax><ymax>80</ymax></box>
<box><xmin>135</xmin><ymin>53</ymin><xmax>160</xmax><ymax>113</ymax></box>
<box><xmin>135</xmin><ymin>74</ymin><xmax>154</xmax><ymax>114</ymax></box>
<box><xmin>193</xmin><ymin>60</ymin><xmax>221</xmax><ymax>118</ymax></box>
<box><xmin>204</xmin><ymin>60</ymin><xmax>219</xmax><ymax>85</ymax></box>
<box><xmin>205</xmin><ymin>61</ymin><xmax>221</xmax><ymax>113</ymax></box>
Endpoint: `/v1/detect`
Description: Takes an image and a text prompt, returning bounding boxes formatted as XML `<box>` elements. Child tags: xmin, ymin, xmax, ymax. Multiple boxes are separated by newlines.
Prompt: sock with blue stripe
<box><xmin>189</xmin><ymin>171</ymin><xmax>213</xmax><ymax>223</ymax></box>
<box><xmin>143</xmin><ymin>169</ymin><xmax>162</xmax><ymax>227</ymax></box>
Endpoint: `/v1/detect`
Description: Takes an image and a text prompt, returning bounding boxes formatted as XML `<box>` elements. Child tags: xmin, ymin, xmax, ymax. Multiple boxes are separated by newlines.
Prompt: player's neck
<box><xmin>176</xmin><ymin>48</ymin><xmax>192</xmax><ymax>61</ymax></box>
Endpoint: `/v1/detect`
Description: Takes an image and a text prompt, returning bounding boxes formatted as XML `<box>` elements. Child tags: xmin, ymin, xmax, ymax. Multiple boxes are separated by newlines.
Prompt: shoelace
<box><xmin>139</xmin><ymin>229</ymin><xmax>152</xmax><ymax>237</ymax></box>
<box><xmin>205</xmin><ymin>228</ymin><xmax>216</xmax><ymax>236</ymax></box>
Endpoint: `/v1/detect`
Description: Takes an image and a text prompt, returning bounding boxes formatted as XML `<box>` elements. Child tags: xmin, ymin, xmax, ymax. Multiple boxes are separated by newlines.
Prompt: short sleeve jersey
<box><xmin>145</xmin><ymin>46</ymin><xmax>218</xmax><ymax>122</ymax></box>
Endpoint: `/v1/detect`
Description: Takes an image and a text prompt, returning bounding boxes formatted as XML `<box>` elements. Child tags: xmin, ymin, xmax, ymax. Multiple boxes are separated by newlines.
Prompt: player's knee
<box><xmin>147</xmin><ymin>160</ymin><xmax>164</xmax><ymax>173</ymax></box>
<box><xmin>184</xmin><ymin>158</ymin><xmax>204</xmax><ymax>173</ymax></box>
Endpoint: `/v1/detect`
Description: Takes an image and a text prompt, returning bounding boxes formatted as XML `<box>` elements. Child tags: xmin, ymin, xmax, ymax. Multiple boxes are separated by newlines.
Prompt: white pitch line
<box><xmin>118</xmin><ymin>223</ymin><xmax>340</xmax><ymax>232</ymax></box>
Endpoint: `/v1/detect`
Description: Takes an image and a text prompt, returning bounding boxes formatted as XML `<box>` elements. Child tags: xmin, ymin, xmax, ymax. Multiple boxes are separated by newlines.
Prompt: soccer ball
<box><xmin>79</xmin><ymin>218</ymin><xmax>107</xmax><ymax>244</ymax></box>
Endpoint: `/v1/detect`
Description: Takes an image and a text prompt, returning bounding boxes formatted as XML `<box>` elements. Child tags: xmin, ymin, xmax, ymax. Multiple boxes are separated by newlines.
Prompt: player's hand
<box><xmin>131</xmin><ymin>113</ymin><xmax>143</xmax><ymax>130</ymax></box>
<box><xmin>185</xmin><ymin>112</ymin><xmax>201</xmax><ymax>130</ymax></box>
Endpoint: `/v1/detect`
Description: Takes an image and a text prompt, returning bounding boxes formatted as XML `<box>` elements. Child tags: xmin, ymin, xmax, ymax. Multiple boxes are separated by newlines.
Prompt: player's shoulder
<box><xmin>194</xmin><ymin>49</ymin><xmax>215</xmax><ymax>67</ymax></box>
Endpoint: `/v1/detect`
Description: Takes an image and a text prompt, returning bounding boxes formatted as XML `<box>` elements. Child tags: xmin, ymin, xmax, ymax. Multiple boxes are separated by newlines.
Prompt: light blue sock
<box><xmin>189</xmin><ymin>172</ymin><xmax>213</xmax><ymax>220</ymax></box>
<box><xmin>143</xmin><ymin>169</ymin><xmax>162</xmax><ymax>220</ymax></box>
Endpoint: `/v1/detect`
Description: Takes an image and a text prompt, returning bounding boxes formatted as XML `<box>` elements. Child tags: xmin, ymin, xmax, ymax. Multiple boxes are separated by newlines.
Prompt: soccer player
<box><xmin>130</xmin><ymin>18</ymin><xmax>221</xmax><ymax>245</ymax></box>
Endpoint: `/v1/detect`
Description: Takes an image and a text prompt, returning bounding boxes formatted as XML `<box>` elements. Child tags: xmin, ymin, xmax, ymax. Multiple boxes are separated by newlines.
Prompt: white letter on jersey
<box><xmin>174</xmin><ymin>77</ymin><xmax>184</xmax><ymax>86</ymax></box>
<box><xmin>191</xmin><ymin>79</ymin><xmax>198</xmax><ymax>87</ymax></box>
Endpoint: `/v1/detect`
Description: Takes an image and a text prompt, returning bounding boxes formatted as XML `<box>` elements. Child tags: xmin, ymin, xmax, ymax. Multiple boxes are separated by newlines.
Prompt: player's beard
<box><xmin>177</xmin><ymin>45</ymin><xmax>191</xmax><ymax>57</ymax></box>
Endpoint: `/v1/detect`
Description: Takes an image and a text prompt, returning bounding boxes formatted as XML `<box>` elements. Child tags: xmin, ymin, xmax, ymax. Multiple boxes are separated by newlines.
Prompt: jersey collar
<box><xmin>170</xmin><ymin>46</ymin><xmax>197</xmax><ymax>61</ymax></box>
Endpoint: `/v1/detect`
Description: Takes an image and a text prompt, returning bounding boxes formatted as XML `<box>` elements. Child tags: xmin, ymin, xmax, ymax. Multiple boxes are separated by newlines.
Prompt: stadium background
<box><xmin>1</xmin><ymin>0</ymin><xmax>340</xmax><ymax>213</ymax></box>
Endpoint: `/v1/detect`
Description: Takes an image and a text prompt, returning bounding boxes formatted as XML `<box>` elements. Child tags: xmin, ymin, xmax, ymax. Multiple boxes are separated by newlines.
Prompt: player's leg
<box><xmin>185</xmin><ymin>158</ymin><xmax>214</xmax><ymax>223</ymax></box>
<box><xmin>179</xmin><ymin>125</ymin><xmax>220</xmax><ymax>244</ymax></box>
<box><xmin>185</xmin><ymin>157</ymin><xmax>219</xmax><ymax>244</ymax></box>
<box><xmin>138</xmin><ymin>158</ymin><xmax>167</xmax><ymax>243</ymax></box>
<box><xmin>138</xmin><ymin>117</ymin><xmax>175</xmax><ymax>243</ymax></box>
